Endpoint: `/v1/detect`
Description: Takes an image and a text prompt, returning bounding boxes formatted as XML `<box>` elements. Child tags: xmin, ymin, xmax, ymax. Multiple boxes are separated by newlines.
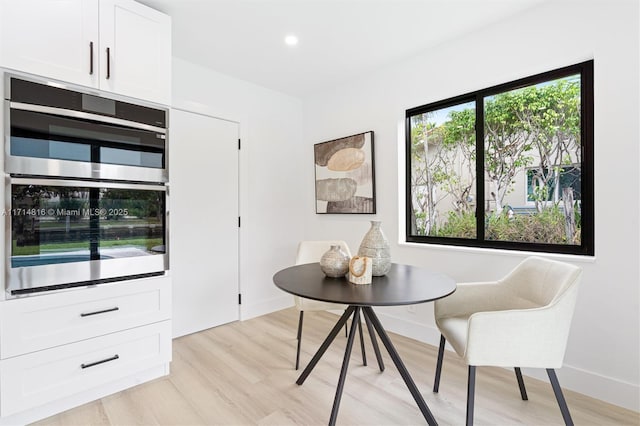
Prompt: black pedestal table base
<box><xmin>296</xmin><ymin>305</ymin><xmax>438</xmax><ymax>426</ymax></box>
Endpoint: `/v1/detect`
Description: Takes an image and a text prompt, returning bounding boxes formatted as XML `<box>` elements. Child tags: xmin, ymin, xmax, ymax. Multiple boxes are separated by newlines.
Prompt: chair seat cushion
<box><xmin>436</xmin><ymin>315</ymin><xmax>469</xmax><ymax>357</ymax></box>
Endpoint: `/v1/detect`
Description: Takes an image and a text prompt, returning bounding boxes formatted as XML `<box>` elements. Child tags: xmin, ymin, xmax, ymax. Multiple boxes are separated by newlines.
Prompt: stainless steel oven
<box><xmin>4</xmin><ymin>74</ymin><xmax>168</xmax><ymax>182</ymax></box>
<box><xmin>3</xmin><ymin>73</ymin><xmax>169</xmax><ymax>297</ymax></box>
<box><xmin>6</xmin><ymin>177</ymin><xmax>168</xmax><ymax>296</ymax></box>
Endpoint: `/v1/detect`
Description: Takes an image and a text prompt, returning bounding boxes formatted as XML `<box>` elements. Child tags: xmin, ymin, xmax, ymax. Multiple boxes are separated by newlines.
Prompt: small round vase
<box><xmin>357</xmin><ymin>220</ymin><xmax>391</xmax><ymax>276</ymax></box>
<box><xmin>319</xmin><ymin>245</ymin><xmax>350</xmax><ymax>278</ymax></box>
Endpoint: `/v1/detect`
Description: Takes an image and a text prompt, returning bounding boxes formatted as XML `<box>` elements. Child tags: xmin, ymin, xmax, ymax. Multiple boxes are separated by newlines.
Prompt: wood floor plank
<box><xmin>102</xmin><ymin>377</ymin><xmax>205</xmax><ymax>426</ymax></box>
<box><xmin>32</xmin><ymin>308</ymin><xmax>640</xmax><ymax>425</ymax></box>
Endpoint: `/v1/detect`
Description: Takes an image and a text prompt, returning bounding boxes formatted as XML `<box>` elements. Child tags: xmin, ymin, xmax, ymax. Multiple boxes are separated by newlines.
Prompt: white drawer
<box><xmin>0</xmin><ymin>320</ymin><xmax>171</xmax><ymax>416</ymax></box>
<box><xmin>0</xmin><ymin>276</ymin><xmax>171</xmax><ymax>359</ymax></box>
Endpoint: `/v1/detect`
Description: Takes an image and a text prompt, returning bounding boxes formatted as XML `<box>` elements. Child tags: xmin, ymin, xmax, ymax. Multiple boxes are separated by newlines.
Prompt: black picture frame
<box><xmin>314</xmin><ymin>131</ymin><xmax>376</xmax><ymax>214</ymax></box>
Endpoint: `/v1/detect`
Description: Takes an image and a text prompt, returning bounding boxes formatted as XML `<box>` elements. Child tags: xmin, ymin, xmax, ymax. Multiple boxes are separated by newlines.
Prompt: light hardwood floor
<box><xmin>34</xmin><ymin>308</ymin><xmax>639</xmax><ymax>425</ymax></box>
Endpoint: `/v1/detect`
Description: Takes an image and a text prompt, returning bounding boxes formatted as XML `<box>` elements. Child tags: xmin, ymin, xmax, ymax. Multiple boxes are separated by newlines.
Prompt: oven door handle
<box><xmin>9</xmin><ymin>101</ymin><xmax>166</xmax><ymax>134</ymax></box>
<box><xmin>9</xmin><ymin>177</ymin><xmax>167</xmax><ymax>192</ymax></box>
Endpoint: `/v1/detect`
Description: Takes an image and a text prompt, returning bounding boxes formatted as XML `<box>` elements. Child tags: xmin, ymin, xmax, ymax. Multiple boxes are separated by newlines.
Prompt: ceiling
<box><xmin>139</xmin><ymin>0</ymin><xmax>547</xmax><ymax>97</ymax></box>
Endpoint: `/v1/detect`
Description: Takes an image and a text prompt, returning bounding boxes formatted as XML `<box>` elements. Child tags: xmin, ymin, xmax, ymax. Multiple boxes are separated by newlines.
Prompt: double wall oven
<box><xmin>4</xmin><ymin>74</ymin><xmax>169</xmax><ymax>297</ymax></box>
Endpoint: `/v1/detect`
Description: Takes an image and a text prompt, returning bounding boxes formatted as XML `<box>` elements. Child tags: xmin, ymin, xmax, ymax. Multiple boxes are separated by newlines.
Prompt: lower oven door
<box><xmin>6</xmin><ymin>177</ymin><xmax>168</xmax><ymax>297</ymax></box>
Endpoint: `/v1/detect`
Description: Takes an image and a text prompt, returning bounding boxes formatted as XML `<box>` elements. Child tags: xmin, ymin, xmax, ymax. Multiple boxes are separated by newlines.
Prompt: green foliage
<box><xmin>424</xmin><ymin>205</ymin><xmax>581</xmax><ymax>245</ymax></box>
<box><xmin>486</xmin><ymin>206</ymin><xmax>580</xmax><ymax>245</ymax></box>
<box><xmin>414</xmin><ymin>211</ymin><xmax>427</xmax><ymax>235</ymax></box>
<box><xmin>442</xmin><ymin>108</ymin><xmax>475</xmax><ymax>151</ymax></box>
<box><xmin>432</xmin><ymin>211</ymin><xmax>476</xmax><ymax>238</ymax></box>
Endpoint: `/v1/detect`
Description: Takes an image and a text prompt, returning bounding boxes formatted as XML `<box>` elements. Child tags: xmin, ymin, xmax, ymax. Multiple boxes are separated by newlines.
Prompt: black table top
<box><xmin>273</xmin><ymin>263</ymin><xmax>456</xmax><ymax>307</ymax></box>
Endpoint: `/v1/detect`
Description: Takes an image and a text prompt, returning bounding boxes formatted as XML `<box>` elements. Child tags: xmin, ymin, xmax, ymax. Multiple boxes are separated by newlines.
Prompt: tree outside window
<box><xmin>409</xmin><ymin>102</ymin><xmax>476</xmax><ymax>238</ymax></box>
<box><xmin>406</xmin><ymin>61</ymin><xmax>593</xmax><ymax>255</ymax></box>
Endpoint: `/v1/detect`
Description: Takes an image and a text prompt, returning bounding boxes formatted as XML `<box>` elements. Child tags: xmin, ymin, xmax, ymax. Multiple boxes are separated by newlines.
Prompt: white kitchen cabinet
<box><xmin>0</xmin><ymin>275</ymin><xmax>172</xmax><ymax>421</ymax></box>
<box><xmin>0</xmin><ymin>276</ymin><xmax>171</xmax><ymax>359</ymax></box>
<box><xmin>0</xmin><ymin>320</ymin><xmax>171</xmax><ymax>416</ymax></box>
<box><xmin>0</xmin><ymin>0</ymin><xmax>99</xmax><ymax>88</ymax></box>
<box><xmin>0</xmin><ymin>0</ymin><xmax>171</xmax><ymax>105</ymax></box>
<box><xmin>99</xmin><ymin>0</ymin><xmax>171</xmax><ymax>104</ymax></box>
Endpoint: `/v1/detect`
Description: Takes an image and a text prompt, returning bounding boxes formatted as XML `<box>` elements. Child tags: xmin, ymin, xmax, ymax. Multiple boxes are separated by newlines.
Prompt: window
<box><xmin>406</xmin><ymin>61</ymin><xmax>594</xmax><ymax>255</ymax></box>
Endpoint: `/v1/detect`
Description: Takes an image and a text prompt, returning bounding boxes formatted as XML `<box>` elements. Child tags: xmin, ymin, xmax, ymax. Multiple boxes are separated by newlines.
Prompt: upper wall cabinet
<box><xmin>0</xmin><ymin>0</ymin><xmax>99</xmax><ymax>88</ymax></box>
<box><xmin>99</xmin><ymin>0</ymin><xmax>171</xmax><ymax>104</ymax></box>
<box><xmin>0</xmin><ymin>0</ymin><xmax>171</xmax><ymax>105</ymax></box>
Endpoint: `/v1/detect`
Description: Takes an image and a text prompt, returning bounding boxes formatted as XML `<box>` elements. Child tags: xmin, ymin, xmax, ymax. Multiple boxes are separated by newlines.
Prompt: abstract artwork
<box><xmin>314</xmin><ymin>131</ymin><xmax>376</xmax><ymax>214</ymax></box>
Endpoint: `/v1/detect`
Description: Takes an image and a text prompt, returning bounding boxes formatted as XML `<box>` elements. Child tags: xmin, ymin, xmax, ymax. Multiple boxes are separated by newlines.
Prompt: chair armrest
<box><xmin>434</xmin><ymin>281</ymin><xmax>506</xmax><ymax>320</ymax></box>
<box><xmin>464</xmin><ymin>284</ymin><xmax>578</xmax><ymax>368</ymax></box>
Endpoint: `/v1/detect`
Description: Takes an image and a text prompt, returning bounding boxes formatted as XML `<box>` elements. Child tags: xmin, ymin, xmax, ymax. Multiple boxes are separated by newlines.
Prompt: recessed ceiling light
<box><xmin>284</xmin><ymin>35</ymin><xmax>298</xmax><ymax>46</ymax></box>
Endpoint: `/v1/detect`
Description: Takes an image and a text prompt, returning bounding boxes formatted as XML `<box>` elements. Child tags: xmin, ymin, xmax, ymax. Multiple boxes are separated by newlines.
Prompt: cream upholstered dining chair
<box><xmin>432</xmin><ymin>257</ymin><xmax>582</xmax><ymax>426</ymax></box>
<box><xmin>294</xmin><ymin>240</ymin><xmax>366</xmax><ymax>370</ymax></box>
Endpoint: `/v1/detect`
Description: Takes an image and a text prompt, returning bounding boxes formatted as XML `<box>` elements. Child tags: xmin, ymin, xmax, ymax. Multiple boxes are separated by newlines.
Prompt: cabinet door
<box><xmin>170</xmin><ymin>110</ymin><xmax>240</xmax><ymax>337</ymax></box>
<box><xmin>99</xmin><ymin>0</ymin><xmax>171</xmax><ymax>105</ymax></box>
<box><xmin>0</xmin><ymin>0</ymin><xmax>99</xmax><ymax>87</ymax></box>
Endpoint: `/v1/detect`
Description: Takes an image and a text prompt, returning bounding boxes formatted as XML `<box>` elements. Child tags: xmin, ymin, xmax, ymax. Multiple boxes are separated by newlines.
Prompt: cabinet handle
<box><xmin>81</xmin><ymin>354</ymin><xmax>119</xmax><ymax>369</ymax></box>
<box><xmin>89</xmin><ymin>41</ymin><xmax>94</xmax><ymax>75</ymax></box>
<box><xmin>80</xmin><ymin>306</ymin><xmax>119</xmax><ymax>317</ymax></box>
<box><xmin>106</xmin><ymin>47</ymin><xmax>111</xmax><ymax>79</ymax></box>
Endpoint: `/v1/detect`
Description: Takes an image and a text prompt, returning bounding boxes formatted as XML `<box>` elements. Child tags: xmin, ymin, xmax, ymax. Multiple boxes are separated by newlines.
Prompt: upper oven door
<box><xmin>6</xmin><ymin>102</ymin><xmax>167</xmax><ymax>182</ymax></box>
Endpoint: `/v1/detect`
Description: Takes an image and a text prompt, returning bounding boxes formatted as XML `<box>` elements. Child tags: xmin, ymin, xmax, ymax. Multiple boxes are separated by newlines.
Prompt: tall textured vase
<box><xmin>358</xmin><ymin>220</ymin><xmax>391</xmax><ymax>276</ymax></box>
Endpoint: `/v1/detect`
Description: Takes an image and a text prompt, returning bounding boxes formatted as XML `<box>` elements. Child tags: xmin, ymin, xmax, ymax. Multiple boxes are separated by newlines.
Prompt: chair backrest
<box><xmin>501</xmin><ymin>256</ymin><xmax>582</xmax><ymax>307</ymax></box>
<box><xmin>295</xmin><ymin>240</ymin><xmax>352</xmax><ymax>265</ymax></box>
<box><xmin>293</xmin><ymin>241</ymin><xmax>352</xmax><ymax>311</ymax></box>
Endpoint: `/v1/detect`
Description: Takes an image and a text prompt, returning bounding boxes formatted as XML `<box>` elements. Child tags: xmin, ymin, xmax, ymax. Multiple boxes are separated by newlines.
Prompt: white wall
<box><xmin>302</xmin><ymin>0</ymin><xmax>639</xmax><ymax>411</ymax></box>
<box><xmin>172</xmin><ymin>58</ymin><xmax>306</xmax><ymax>320</ymax></box>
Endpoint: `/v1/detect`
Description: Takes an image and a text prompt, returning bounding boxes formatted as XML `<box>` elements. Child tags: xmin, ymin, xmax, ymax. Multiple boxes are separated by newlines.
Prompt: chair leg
<box><xmin>467</xmin><ymin>365</ymin><xmax>476</xmax><ymax>426</ymax></box>
<box><xmin>357</xmin><ymin>313</ymin><xmax>367</xmax><ymax>366</ymax></box>
<box><xmin>515</xmin><ymin>367</ymin><xmax>528</xmax><ymax>400</ymax></box>
<box><xmin>295</xmin><ymin>311</ymin><xmax>304</xmax><ymax>370</ymax></box>
<box><xmin>547</xmin><ymin>368</ymin><xmax>574</xmax><ymax>426</ymax></box>
<box><xmin>433</xmin><ymin>334</ymin><xmax>446</xmax><ymax>392</ymax></box>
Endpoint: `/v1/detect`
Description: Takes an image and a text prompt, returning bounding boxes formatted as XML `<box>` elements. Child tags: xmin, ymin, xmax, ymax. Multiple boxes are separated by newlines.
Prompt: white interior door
<box><xmin>170</xmin><ymin>109</ymin><xmax>239</xmax><ymax>337</ymax></box>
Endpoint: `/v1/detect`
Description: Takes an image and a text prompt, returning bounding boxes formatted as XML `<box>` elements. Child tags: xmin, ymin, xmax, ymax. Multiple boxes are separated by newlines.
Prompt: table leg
<box><xmin>296</xmin><ymin>305</ymin><xmax>356</xmax><ymax>385</ymax></box>
<box><xmin>329</xmin><ymin>306</ymin><xmax>361</xmax><ymax>426</ymax></box>
<box><xmin>362</xmin><ymin>306</ymin><xmax>438</xmax><ymax>426</ymax></box>
<box><xmin>357</xmin><ymin>313</ymin><xmax>367</xmax><ymax>366</ymax></box>
<box><xmin>363</xmin><ymin>313</ymin><xmax>385</xmax><ymax>372</ymax></box>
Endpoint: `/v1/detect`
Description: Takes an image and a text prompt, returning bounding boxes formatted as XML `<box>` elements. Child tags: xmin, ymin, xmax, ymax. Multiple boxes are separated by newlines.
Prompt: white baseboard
<box><xmin>241</xmin><ymin>294</ymin><xmax>292</xmax><ymax>320</ymax></box>
<box><xmin>375</xmin><ymin>311</ymin><xmax>640</xmax><ymax>413</ymax></box>
<box><xmin>523</xmin><ymin>364</ymin><xmax>640</xmax><ymax>413</ymax></box>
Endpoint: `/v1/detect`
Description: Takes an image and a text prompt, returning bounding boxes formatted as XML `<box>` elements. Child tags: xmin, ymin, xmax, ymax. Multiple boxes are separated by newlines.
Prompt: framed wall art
<box><xmin>314</xmin><ymin>131</ymin><xmax>376</xmax><ymax>214</ymax></box>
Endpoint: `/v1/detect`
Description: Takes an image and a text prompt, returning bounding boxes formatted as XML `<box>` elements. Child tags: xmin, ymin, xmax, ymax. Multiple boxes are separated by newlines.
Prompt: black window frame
<box><xmin>405</xmin><ymin>60</ymin><xmax>594</xmax><ymax>256</ymax></box>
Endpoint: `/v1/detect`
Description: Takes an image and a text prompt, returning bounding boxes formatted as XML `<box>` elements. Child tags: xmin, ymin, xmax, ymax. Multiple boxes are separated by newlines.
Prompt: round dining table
<box><xmin>273</xmin><ymin>262</ymin><xmax>456</xmax><ymax>426</ymax></box>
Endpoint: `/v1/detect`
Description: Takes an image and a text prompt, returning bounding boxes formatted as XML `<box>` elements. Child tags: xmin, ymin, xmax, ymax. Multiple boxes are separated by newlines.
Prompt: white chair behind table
<box><xmin>432</xmin><ymin>256</ymin><xmax>582</xmax><ymax>426</ymax></box>
<box><xmin>294</xmin><ymin>240</ymin><xmax>366</xmax><ymax>370</ymax></box>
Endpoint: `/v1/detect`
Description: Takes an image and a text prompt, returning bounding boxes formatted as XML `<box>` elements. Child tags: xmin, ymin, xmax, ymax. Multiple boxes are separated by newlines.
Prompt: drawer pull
<box><xmin>106</xmin><ymin>47</ymin><xmax>111</xmax><ymax>79</ymax></box>
<box><xmin>80</xmin><ymin>307</ymin><xmax>119</xmax><ymax>317</ymax></box>
<box><xmin>81</xmin><ymin>354</ymin><xmax>119</xmax><ymax>369</ymax></box>
<box><xmin>89</xmin><ymin>41</ymin><xmax>94</xmax><ymax>75</ymax></box>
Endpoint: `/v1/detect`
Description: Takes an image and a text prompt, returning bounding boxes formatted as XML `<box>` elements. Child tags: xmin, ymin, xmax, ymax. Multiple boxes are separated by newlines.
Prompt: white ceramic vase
<box><xmin>357</xmin><ymin>220</ymin><xmax>391</xmax><ymax>276</ymax></box>
<box><xmin>319</xmin><ymin>245</ymin><xmax>350</xmax><ymax>277</ymax></box>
